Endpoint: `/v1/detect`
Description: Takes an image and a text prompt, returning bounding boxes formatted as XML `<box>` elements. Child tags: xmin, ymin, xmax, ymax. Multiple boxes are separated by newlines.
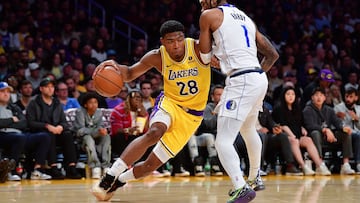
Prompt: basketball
<box><xmin>93</xmin><ymin>65</ymin><xmax>124</xmax><ymax>97</ymax></box>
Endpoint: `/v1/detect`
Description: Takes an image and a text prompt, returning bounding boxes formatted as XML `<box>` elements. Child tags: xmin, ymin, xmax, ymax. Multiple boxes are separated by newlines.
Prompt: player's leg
<box><xmin>92</xmin><ymin>109</ymin><xmax>170</xmax><ymax>201</ymax></box>
<box><xmin>239</xmin><ymin>112</ymin><xmax>265</xmax><ymax>191</ymax></box>
<box><xmin>216</xmin><ymin>117</ymin><xmax>256</xmax><ymax>202</ymax></box>
<box><xmin>118</xmin><ymin>142</ymin><xmax>171</xmax><ymax>182</ymax></box>
<box><xmin>216</xmin><ymin>117</ymin><xmax>244</xmax><ymax>187</ymax></box>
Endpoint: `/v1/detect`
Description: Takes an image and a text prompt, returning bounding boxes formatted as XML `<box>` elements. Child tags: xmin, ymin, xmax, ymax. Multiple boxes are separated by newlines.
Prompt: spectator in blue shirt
<box><xmin>56</xmin><ymin>81</ymin><xmax>80</xmax><ymax>111</ymax></box>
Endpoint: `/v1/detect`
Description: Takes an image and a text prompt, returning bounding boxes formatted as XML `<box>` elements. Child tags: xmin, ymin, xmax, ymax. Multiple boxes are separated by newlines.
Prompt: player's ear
<box><xmin>160</xmin><ymin>37</ymin><xmax>164</xmax><ymax>46</ymax></box>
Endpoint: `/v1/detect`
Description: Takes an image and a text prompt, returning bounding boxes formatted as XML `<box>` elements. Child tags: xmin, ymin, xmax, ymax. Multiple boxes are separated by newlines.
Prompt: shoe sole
<box><xmin>253</xmin><ymin>185</ymin><xmax>265</xmax><ymax>191</ymax></box>
<box><xmin>232</xmin><ymin>190</ymin><xmax>256</xmax><ymax>203</ymax></box>
<box><xmin>195</xmin><ymin>172</ymin><xmax>206</xmax><ymax>177</ymax></box>
<box><xmin>91</xmin><ymin>185</ymin><xmax>114</xmax><ymax>201</ymax></box>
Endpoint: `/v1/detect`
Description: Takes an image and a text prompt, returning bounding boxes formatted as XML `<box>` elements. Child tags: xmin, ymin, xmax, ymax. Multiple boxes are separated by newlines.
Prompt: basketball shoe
<box><xmin>247</xmin><ymin>171</ymin><xmax>265</xmax><ymax>191</ymax></box>
<box><xmin>227</xmin><ymin>184</ymin><xmax>256</xmax><ymax>203</ymax></box>
<box><xmin>92</xmin><ymin>173</ymin><xmax>126</xmax><ymax>201</ymax></box>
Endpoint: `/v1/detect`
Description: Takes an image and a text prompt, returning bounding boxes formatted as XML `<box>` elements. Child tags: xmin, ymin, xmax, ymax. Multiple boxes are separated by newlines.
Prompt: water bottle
<box><xmin>275</xmin><ymin>157</ymin><xmax>282</xmax><ymax>175</ymax></box>
<box><xmin>204</xmin><ymin>159</ymin><xmax>211</xmax><ymax>176</ymax></box>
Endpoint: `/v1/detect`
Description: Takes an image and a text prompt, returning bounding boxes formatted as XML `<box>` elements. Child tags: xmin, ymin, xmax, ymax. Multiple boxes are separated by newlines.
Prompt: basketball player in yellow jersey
<box><xmin>91</xmin><ymin>20</ymin><xmax>211</xmax><ymax>201</ymax></box>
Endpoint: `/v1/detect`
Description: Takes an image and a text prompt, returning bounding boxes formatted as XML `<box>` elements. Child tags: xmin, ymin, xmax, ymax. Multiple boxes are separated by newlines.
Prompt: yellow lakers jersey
<box><xmin>160</xmin><ymin>38</ymin><xmax>210</xmax><ymax>111</ymax></box>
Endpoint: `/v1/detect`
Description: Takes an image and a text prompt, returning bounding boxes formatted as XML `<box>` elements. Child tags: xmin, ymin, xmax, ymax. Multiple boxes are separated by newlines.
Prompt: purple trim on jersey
<box><xmin>149</xmin><ymin>91</ymin><xmax>164</xmax><ymax>119</ymax></box>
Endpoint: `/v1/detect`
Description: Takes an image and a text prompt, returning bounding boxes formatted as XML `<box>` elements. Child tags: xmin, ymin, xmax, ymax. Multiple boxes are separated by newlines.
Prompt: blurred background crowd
<box><xmin>0</xmin><ymin>0</ymin><xmax>360</xmax><ymax>182</ymax></box>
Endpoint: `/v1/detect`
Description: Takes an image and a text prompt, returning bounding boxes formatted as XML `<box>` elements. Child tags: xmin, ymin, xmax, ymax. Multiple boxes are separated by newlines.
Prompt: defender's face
<box><xmin>161</xmin><ymin>32</ymin><xmax>185</xmax><ymax>62</ymax></box>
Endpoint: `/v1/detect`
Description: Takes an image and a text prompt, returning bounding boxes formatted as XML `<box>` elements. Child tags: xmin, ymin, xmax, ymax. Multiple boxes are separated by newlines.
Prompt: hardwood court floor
<box><xmin>0</xmin><ymin>175</ymin><xmax>359</xmax><ymax>203</ymax></box>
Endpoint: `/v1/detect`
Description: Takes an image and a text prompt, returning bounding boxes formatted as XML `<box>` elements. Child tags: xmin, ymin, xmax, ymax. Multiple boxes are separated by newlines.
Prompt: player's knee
<box><xmin>144</xmin><ymin>127</ymin><xmax>164</xmax><ymax>144</ymax></box>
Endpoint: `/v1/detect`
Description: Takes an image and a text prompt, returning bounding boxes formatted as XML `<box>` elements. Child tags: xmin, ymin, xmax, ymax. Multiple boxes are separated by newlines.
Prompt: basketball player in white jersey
<box><xmin>198</xmin><ymin>1</ymin><xmax>279</xmax><ymax>203</ymax></box>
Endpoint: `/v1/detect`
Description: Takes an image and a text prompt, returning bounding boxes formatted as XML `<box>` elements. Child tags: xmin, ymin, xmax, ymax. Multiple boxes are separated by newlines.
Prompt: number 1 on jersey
<box><xmin>241</xmin><ymin>25</ymin><xmax>250</xmax><ymax>47</ymax></box>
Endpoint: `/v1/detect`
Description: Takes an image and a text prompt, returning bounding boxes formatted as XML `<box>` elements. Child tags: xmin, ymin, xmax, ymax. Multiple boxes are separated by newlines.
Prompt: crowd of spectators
<box><xmin>1</xmin><ymin>0</ymin><xmax>360</xmax><ymax>181</ymax></box>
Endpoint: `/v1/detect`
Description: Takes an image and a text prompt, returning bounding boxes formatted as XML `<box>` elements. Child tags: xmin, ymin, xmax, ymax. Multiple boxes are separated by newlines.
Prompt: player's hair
<box><xmin>159</xmin><ymin>20</ymin><xmax>185</xmax><ymax>37</ymax></box>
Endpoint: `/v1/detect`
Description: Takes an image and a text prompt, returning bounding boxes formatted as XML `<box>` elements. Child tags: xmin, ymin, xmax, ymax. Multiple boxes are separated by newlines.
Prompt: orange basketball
<box><xmin>93</xmin><ymin>65</ymin><xmax>123</xmax><ymax>97</ymax></box>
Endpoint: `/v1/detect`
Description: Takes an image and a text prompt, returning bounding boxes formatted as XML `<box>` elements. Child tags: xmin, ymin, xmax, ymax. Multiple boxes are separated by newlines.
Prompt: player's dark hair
<box><xmin>159</xmin><ymin>20</ymin><xmax>185</xmax><ymax>37</ymax></box>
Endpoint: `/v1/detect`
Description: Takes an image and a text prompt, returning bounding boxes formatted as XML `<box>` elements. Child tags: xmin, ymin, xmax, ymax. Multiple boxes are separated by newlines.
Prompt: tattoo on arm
<box><xmin>257</xmin><ymin>34</ymin><xmax>279</xmax><ymax>72</ymax></box>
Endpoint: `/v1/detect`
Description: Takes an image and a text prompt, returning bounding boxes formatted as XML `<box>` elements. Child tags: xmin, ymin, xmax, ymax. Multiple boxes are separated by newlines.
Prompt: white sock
<box><xmin>118</xmin><ymin>168</ymin><xmax>135</xmax><ymax>182</ymax></box>
<box><xmin>107</xmin><ymin>158</ymin><xmax>128</xmax><ymax>177</ymax></box>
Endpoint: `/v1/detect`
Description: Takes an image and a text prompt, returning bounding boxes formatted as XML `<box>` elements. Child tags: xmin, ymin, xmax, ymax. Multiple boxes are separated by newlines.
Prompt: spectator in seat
<box><xmin>26</xmin><ymin>77</ymin><xmax>82</xmax><ymax>179</ymax></box>
<box><xmin>272</xmin><ymin>86</ymin><xmax>331</xmax><ymax>175</ymax></box>
<box><xmin>15</xmin><ymin>80</ymin><xmax>33</xmax><ymax>112</ymax></box>
<box><xmin>334</xmin><ymin>87</ymin><xmax>360</xmax><ymax>174</ymax></box>
<box><xmin>303</xmin><ymin>87</ymin><xmax>355</xmax><ymax>175</ymax></box>
<box><xmin>73</xmin><ymin>92</ymin><xmax>111</xmax><ymax>179</ymax></box>
<box><xmin>110</xmin><ymin>90</ymin><xmax>149</xmax><ymax>159</ymax></box>
<box><xmin>55</xmin><ymin>81</ymin><xmax>80</xmax><ymax>111</ymax></box>
<box><xmin>0</xmin><ymin>82</ymin><xmax>26</xmax><ymax>181</ymax></box>
<box><xmin>256</xmin><ymin>102</ymin><xmax>303</xmax><ymax>176</ymax></box>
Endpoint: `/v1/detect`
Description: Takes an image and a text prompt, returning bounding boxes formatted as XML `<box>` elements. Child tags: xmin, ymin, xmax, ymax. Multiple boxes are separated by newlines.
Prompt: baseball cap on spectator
<box><xmin>308</xmin><ymin>68</ymin><xmax>317</xmax><ymax>75</ymax></box>
<box><xmin>29</xmin><ymin>62</ymin><xmax>40</xmax><ymax>71</ymax></box>
<box><xmin>0</xmin><ymin>82</ymin><xmax>13</xmax><ymax>91</ymax></box>
<box><xmin>319</xmin><ymin>69</ymin><xmax>335</xmax><ymax>82</ymax></box>
<box><xmin>40</xmin><ymin>77</ymin><xmax>55</xmax><ymax>87</ymax></box>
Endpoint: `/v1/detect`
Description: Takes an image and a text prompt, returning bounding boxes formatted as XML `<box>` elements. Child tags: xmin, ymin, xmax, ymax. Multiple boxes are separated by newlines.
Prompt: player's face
<box><xmin>161</xmin><ymin>32</ymin><xmax>185</xmax><ymax>62</ymax></box>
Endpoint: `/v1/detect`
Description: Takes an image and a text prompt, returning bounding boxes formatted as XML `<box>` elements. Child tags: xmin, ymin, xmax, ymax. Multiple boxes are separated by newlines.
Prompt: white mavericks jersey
<box><xmin>212</xmin><ymin>4</ymin><xmax>261</xmax><ymax>75</ymax></box>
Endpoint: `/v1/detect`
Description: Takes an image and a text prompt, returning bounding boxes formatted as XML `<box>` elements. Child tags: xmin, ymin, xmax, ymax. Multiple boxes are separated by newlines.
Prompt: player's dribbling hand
<box><xmin>92</xmin><ymin>60</ymin><xmax>119</xmax><ymax>78</ymax></box>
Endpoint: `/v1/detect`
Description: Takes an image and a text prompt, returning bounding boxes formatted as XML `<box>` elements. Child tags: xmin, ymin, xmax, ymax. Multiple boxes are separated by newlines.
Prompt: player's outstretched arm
<box><xmin>199</xmin><ymin>10</ymin><xmax>213</xmax><ymax>55</ymax></box>
<box><xmin>93</xmin><ymin>50</ymin><xmax>161</xmax><ymax>82</ymax></box>
<box><xmin>256</xmin><ymin>30</ymin><xmax>279</xmax><ymax>72</ymax></box>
